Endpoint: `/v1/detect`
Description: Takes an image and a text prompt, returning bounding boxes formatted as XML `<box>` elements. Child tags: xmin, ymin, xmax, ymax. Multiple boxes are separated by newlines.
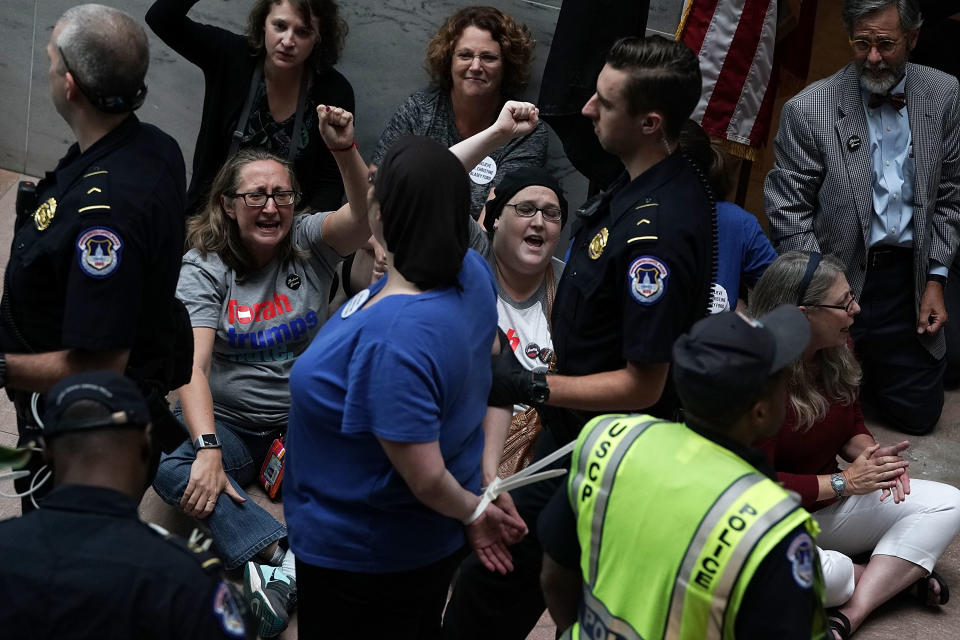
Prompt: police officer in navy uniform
<box><xmin>0</xmin><ymin>371</ymin><xmax>249</xmax><ymax>639</ymax></box>
<box><xmin>443</xmin><ymin>36</ymin><xmax>717</xmax><ymax>638</ymax></box>
<box><xmin>539</xmin><ymin>307</ymin><xmax>825</xmax><ymax>638</ymax></box>
<box><xmin>0</xmin><ymin>4</ymin><xmax>189</xmax><ymax>510</ymax></box>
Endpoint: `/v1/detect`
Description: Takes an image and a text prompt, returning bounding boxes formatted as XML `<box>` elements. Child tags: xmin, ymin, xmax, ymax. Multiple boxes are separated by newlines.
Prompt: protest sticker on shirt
<box><xmin>469</xmin><ymin>156</ymin><xmax>497</xmax><ymax>185</ymax></box>
<box><xmin>709</xmin><ymin>283</ymin><xmax>730</xmax><ymax>314</ymax></box>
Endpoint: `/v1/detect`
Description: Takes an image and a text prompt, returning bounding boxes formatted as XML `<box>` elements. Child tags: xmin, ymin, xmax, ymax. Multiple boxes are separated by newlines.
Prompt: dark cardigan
<box><xmin>146</xmin><ymin>0</ymin><xmax>355</xmax><ymax>215</ymax></box>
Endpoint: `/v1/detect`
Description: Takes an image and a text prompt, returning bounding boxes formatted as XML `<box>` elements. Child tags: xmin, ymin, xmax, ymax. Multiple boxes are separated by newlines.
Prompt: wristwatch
<box><xmin>194</xmin><ymin>433</ymin><xmax>222</xmax><ymax>451</ymax></box>
<box><xmin>830</xmin><ymin>472</ymin><xmax>846</xmax><ymax>499</ymax></box>
<box><xmin>0</xmin><ymin>353</ymin><xmax>6</xmax><ymax>389</ymax></box>
<box><xmin>529</xmin><ymin>371</ymin><xmax>550</xmax><ymax>405</ymax></box>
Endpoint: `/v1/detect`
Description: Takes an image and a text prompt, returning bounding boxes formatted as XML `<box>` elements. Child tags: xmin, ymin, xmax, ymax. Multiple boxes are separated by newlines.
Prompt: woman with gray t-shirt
<box><xmin>152</xmin><ymin>106</ymin><xmax>370</xmax><ymax>639</ymax></box>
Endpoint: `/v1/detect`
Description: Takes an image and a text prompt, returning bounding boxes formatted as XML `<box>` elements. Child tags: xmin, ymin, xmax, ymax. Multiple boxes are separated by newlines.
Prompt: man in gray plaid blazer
<box><xmin>765</xmin><ymin>0</ymin><xmax>960</xmax><ymax>435</ymax></box>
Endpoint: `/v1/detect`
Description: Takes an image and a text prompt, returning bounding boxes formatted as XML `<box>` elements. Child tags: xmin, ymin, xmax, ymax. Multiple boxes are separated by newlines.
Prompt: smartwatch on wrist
<box><xmin>529</xmin><ymin>371</ymin><xmax>550</xmax><ymax>405</ymax></box>
<box><xmin>830</xmin><ymin>472</ymin><xmax>846</xmax><ymax>499</ymax></box>
<box><xmin>194</xmin><ymin>433</ymin><xmax>221</xmax><ymax>451</ymax></box>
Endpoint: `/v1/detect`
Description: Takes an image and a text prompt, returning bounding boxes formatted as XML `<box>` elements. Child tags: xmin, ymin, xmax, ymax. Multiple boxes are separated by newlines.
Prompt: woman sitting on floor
<box><xmin>750</xmin><ymin>250</ymin><xmax>960</xmax><ymax>639</ymax></box>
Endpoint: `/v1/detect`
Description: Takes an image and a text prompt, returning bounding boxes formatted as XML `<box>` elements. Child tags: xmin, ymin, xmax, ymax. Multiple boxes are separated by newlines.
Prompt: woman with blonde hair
<box><xmin>750</xmin><ymin>250</ymin><xmax>960</xmax><ymax>639</ymax></box>
<box><xmin>152</xmin><ymin>106</ymin><xmax>370</xmax><ymax>638</ymax></box>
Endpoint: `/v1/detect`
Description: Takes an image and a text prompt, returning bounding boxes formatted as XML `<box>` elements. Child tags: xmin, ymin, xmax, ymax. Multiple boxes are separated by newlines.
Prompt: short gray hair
<box><xmin>55</xmin><ymin>4</ymin><xmax>149</xmax><ymax>110</ymax></box>
<box><xmin>841</xmin><ymin>0</ymin><xmax>923</xmax><ymax>34</ymax></box>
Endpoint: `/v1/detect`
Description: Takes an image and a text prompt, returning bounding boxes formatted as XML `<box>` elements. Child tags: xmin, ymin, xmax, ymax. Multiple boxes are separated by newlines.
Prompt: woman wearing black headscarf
<box><xmin>283</xmin><ymin>135</ymin><xmax>527</xmax><ymax>638</ymax></box>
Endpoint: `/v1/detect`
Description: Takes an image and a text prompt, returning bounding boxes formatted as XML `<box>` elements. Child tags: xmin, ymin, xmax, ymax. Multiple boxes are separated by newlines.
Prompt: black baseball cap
<box><xmin>672</xmin><ymin>305</ymin><xmax>810</xmax><ymax>418</ymax></box>
<box><xmin>43</xmin><ymin>371</ymin><xmax>150</xmax><ymax>438</ymax></box>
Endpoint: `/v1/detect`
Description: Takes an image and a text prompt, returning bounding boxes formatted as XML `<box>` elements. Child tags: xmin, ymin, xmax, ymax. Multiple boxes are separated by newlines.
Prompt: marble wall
<box><xmin>0</xmin><ymin>0</ymin><xmax>612</xmax><ymax>209</ymax></box>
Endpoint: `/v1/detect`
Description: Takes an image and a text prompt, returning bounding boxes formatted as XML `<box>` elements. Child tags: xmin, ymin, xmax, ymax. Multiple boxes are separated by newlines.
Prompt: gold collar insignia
<box><xmin>588</xmin><ymin>228</ymin><xmax>609</xmax><ymax>260</ymax></box>
<box><xmin>34</xmin><ymin>197</ymin><xmax>57</xmax><ymax>231</ymax></box>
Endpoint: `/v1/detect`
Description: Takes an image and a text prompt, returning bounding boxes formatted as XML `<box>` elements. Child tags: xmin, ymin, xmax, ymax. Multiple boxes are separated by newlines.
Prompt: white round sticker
<box><xmin>709</xmin><ymin>283</ymin><xmax>730</xmax><ymax>314</ymax></box>
<box><xmin>341</xmin><ymin>288</ymin><xmax>371</xmax><ymax>318</ymax></box>
<box><xmin>469</xmin><ymin>156</ymin><xmax>498</xmax><ymax>185</ymax></box>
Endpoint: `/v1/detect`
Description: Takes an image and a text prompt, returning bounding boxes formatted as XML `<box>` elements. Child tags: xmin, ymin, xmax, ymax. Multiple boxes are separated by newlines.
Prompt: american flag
<box><xmin>676</xmin><ymin>0</ymin><xmax>783</xmax><ymax>160</ymax></box>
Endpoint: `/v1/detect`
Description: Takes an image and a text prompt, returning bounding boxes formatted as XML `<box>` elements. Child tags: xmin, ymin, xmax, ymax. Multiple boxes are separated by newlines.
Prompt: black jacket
<box><xmin>146</xmin><ymin>0</ymin><xmax>355</xmax><ymax>215</ymax></box>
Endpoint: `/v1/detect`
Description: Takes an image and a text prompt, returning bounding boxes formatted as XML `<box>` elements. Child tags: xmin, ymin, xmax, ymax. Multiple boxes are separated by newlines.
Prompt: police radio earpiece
<box><xmin>58</xmin><ymin>46</ymin><xmax>147</xmax><ymax>114</ymax></box>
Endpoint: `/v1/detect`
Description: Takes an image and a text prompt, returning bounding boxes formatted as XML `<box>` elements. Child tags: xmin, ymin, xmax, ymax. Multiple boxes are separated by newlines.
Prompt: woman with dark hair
<box><xmin>751</xmin><ymin>251</ymin><xmax>960</xmax><ymax>639</ymax></box>
<box><xmin>678</xmin><ymin>119</ymin><xmax>776</xmax><ymax>311</ymax></box>
<box><xmin>284</xmin><ymin>134</ymin><xmax>527</xmax><ymax>638</ymax></box>
<box><xmin>152</xmin><ymin>106</ymin><xmax>369</xmax><ymax>638</ymax></box>
<box><xmin>372</xmin><ymin>5</ymin><xmax>547</xmax><ymax>217</ymax></box>
<box><xmin>146</xmin><ymin>0</ymin><xmax>353</xmax><ymax>215</ymax></box>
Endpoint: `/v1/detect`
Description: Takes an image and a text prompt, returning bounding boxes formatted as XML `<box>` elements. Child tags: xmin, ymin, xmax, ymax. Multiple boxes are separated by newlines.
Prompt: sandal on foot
<box><xmin>909</xmin><ymin>570</ymin><xmax>950</xmax><ymax>606</ymax></box>
<box><xmin>827</xmin><ymin>610</ymin><xmax>852</xmax><ymax>640</ymax></box>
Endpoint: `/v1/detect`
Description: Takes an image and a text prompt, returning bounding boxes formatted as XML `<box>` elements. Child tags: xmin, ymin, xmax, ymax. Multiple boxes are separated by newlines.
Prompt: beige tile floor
<box><xmin>1</xmin><ymin>168</ymin><xmax>958</xmax><ymax>639</ymax></box>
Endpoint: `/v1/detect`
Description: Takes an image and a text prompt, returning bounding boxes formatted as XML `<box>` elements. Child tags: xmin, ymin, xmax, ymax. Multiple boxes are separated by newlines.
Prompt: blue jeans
<box><xmin>152</xmin><ymin>416</ymin><xmax>287</xmax><ymax>569</ymax></box>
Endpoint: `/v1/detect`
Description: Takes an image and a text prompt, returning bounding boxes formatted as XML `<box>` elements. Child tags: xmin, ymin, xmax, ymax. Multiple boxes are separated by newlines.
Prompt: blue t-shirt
<box><xmin>284</xmin><ymin>250</ymin><xmax>498</xmax><ymax>572</ymax></box>
<box><xmin>715</xmin><ymin>201</ymin><xmax>778</xmax><ymax>308</ymax></box>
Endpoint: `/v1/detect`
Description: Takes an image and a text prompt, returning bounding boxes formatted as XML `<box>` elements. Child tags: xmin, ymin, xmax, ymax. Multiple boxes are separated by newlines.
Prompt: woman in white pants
<box><xmin>750</xmin><ymin>251</ymin><xmax>960</xmax><ymax>639</ymax></box>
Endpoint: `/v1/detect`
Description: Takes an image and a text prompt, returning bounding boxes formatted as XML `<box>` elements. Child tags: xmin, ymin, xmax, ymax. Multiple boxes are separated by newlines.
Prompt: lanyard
<box><xmin>229</xmin><ymin>62</ymin><xmax>310</xmax><ymax>162</ymax></box>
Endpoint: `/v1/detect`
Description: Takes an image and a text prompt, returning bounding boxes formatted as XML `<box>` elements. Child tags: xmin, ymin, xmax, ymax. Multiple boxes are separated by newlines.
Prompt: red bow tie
<box><xmin>868</xmin><ymin>92</ymin><xmax>906</xmax><ymax>111</ymax></box>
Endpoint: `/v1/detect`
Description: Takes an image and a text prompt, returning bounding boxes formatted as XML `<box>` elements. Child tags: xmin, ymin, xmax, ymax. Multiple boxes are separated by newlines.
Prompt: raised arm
<box><xmin>145</xmin><ymin>0</ymin><xmax>232</xmax><ymax>68</ymax></box>
<box><xmin>449</xmin><ymin>101</ymin><xmax>540</xmax><ymax>173</ymax></box>
<box><xmin>315</xmin><ymin>105</ymin><xmax>372</xmax><ymax>256</ymax></box>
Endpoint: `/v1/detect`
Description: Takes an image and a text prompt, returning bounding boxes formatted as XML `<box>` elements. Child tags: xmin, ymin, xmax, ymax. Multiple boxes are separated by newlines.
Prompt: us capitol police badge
<box><xmin>588</xmin><ymin>228</ymin><xmax>609</xmax><ymax>260</ymax></box>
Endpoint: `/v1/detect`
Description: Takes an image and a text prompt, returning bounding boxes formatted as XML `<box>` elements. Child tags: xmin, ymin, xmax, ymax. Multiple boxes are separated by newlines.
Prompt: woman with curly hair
<box><xmin>146</xmin><ymin>0</ymin><xmax>354</xmax><ymax>215</ymax></box>
<box><xmin>372</xmin><ymin>5</ymin><xmax>548</xmax><ymax>218</ymax></box>
<box><xmin>751</xmin><ymin>251</ymin><xmax>960</xmax><ymax>639</ymax></box>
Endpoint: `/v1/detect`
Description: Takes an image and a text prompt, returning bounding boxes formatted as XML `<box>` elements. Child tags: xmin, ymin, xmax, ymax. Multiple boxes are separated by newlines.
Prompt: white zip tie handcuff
<box><xmin>463</xmin><ymin>440</ymin><xmax>576</xmax><ymax>524</ymax></box>
<box><xmin>0</xmin><ymin>393</ymin><xmax>52</xmax><ymax>509</ymax></box>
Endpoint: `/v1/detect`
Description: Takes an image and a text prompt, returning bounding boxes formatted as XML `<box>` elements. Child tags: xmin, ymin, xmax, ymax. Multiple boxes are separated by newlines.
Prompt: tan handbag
<box><xmin>497</xmin><ymin>266</ymin><xmax>557</xmax><ymax>478</ymax></box>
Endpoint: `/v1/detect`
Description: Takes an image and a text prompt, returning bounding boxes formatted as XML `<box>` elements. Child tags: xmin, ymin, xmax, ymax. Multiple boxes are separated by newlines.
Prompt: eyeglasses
<box><xmin>229</xmin><ymin>190</ymin><xmax>299</xmax><ymax>207</ymax></box>
<box><xmin>454</xmin><ymin>50</ymin><xmax>501</xmax><ymax>65</ymax></box>
<box><xmin>804</xmin><ymin>294</ymin><xmax>856</xmax><ymax>314</ymax></box>
<box><xmin>506</xmin><ymin>202</ymin><xmax>562</xmax><ymax>223</ymax></box>
<box><xmin>848</xmin><ymin>36</ymin><xmax>902</xmax><ymax>55</ymax></box>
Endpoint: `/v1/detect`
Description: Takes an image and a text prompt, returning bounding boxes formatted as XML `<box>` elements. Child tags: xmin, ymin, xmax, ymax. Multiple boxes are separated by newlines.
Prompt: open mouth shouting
<box><xmin>523</xmin><ymin>233</ymin><xmax>544</xmax><ymax>249</ymax></box>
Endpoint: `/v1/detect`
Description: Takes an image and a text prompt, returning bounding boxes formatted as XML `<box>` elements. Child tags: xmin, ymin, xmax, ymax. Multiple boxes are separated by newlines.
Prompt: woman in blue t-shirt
<box><xmin>285</xmin><ymin>135</ymin><xmax>527</xmax><ymax>638</ymax></box>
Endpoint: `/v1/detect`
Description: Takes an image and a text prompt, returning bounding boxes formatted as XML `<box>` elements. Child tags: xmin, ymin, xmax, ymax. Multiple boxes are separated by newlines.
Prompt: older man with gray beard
<box><xmin>765</xmin><ymin>0</ymin><xmax>960</xmax><ymax>437</ymax></box>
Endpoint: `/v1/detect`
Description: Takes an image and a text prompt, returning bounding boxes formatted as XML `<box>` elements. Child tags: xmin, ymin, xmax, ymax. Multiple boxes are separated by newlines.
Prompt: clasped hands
<box><xmin>842</xmin><ymin>440</ymin><xmax>912</xmax><ymax>504</ymax></box>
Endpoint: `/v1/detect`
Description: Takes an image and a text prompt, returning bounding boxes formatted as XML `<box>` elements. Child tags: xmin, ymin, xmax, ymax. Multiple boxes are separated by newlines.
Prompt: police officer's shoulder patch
<box><xmin>628</xmin><ymin>255</ymin><xmax>669</xmax><ymax>305</ymax></box>
<box><xmin>212</xmin><ymin>581</ymin><xmax>246</xmax><ymax>638</ymax></box>
<box><xmin>786</xmin><ymin>532</ymin><xmax>815</xmax><ymax>589</ymax></box>
<box><xmin>76</xmin><ymin>226</ymin><xmax>122</xmax><ymax>278</ymax></box>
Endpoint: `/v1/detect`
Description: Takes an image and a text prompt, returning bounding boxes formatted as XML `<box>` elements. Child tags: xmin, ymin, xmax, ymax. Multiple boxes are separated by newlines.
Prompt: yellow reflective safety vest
<box><xmin>563</xmin><ymin>414</ymin><xmax>825</xmax><ymax>640</ymax></box>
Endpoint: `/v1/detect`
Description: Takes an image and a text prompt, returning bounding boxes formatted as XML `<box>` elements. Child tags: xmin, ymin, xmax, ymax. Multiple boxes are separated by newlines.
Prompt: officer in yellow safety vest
<box><xmin>539</xmin><ymin>305</ymin><xmax>828</xmax><ymax>639</ymax></box>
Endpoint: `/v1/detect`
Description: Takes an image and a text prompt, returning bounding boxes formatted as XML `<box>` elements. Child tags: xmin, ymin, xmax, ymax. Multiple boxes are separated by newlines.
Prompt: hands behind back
<box><xmin>466</xmin><ymin>498</ymin><xmax>528</xmax><ymax>575</ymax></box>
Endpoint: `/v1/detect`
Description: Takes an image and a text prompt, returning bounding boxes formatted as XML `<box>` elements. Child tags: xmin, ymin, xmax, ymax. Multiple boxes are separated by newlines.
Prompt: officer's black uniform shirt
<box><xmin>0</xmin><ymin>485</ymin><xmax>246</xmax><ymax>639</ymax></box>
<box><xmin>0</xmin><ymin>115</ymin><xmax>185</xmax><ymax>383</ymax></box>
<box><xmin>550</xmin><ymin>152</ymin><xmax>714</xmax><ymax>428</ymax></box>
<box><xmin>539</xmin><ymin>424</ymin><xmax>821</xmax><ymax>639</ymax></box>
